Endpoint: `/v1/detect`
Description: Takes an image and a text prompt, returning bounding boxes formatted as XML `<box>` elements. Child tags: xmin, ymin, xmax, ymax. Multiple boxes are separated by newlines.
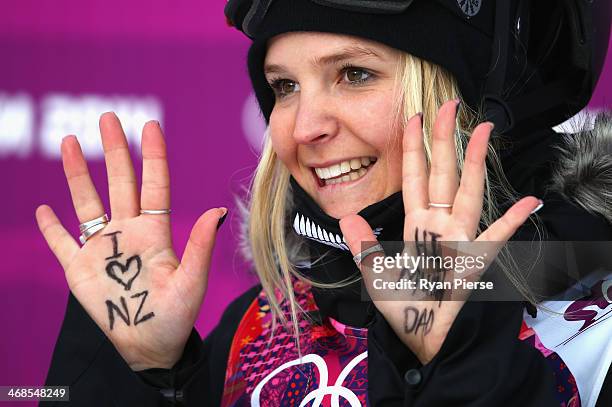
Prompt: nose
<box><xmin>292</xmin><ymin>91</ymin><xmax>338</xmax><ymax>145</ymax></box>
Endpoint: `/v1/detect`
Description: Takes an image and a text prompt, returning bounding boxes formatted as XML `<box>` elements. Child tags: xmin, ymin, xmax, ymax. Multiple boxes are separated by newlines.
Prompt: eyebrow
<box><xmin>264</xmin><ymin>45</ymin><xmax>382</xmax><ymax>75</ymax></box>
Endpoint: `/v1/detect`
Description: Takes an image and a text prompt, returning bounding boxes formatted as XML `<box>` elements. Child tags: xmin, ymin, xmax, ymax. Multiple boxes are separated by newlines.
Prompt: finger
<box><xmin>452</xmin><ymin>122</ymin><xmax>493</xmax><ymax>238</ymax></box>
<box><xmin>340</xmin><ymin>214</ymin><xmax>382</xmax><ymax>271</ymax></box>
<box><xmin>402</xmin><ymin>112</ymin><xmax>429</xmax><ymax>212</ymax></box>
<box><xmin>477</xmin><ymin>197</ymin><xmax>543</xmax><ymax>242</ymax></box>
<box><xmin>61</xmin><ymin>135</ymin><xmax>106</xmax><ymax>223</ymax></box>
<box><xmin>141</xmin><ymin>121</ymin><xmax>170</xmax><ymax>219</ymax></box>
<box><xmin>35</xmin><ymin>204</ymin><xmax>80</xmax><ymax>270</ymax></box>
<box><xmin>177</xmin><ymin>208</ymin><xmax>228</xmax><ymax>302</ymax></box>
<box><xmin>99</xmin><ymin>112</ymin><xmax>139</xmax><ymax>219</ymax></box>
<box><xmin>429</xmin><ymin>99</ymin><xmax>461</xmax><ymax>208</ymax></box>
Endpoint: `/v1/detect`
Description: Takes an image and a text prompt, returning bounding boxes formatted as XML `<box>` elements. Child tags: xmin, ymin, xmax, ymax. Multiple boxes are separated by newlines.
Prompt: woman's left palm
<box><xmin>340</xmin><ymin>99</ymin><xmax>541</xmax><ymax>364</ymax></box>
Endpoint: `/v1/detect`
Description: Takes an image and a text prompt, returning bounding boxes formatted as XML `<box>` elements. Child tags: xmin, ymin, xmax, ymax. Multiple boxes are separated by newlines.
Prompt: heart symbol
<box><xmin>105</xmin><ymin>255</ymin><xmax>142</xmax><ymax>291</ymax></box>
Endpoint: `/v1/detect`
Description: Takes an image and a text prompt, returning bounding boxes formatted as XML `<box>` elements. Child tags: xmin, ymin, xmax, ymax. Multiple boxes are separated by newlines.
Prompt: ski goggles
<box><xmin>225</xmin><ymin>0</ymin><xmax>415</xmax><ymax>38</ymax></box>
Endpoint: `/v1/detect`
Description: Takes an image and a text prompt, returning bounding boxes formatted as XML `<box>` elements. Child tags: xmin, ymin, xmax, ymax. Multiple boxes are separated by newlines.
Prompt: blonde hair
<box><xmin>243</xmin><ymin>51</ymin><xmax>542</xmax><ymax>349</ymax></box>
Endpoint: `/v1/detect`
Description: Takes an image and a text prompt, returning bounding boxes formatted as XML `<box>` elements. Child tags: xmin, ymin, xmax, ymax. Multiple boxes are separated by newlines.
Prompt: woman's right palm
<box><xmin>35</xmin><ymin>113</ymin><xmax>226</xmax><ymax>371</ymax></box>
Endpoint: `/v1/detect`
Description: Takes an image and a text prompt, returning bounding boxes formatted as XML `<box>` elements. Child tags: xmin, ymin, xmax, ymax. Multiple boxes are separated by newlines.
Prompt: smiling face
<box><xmin>264</xmin><ymin>32</ymin><xmax>404</xmax><ymax>219</ymax></box>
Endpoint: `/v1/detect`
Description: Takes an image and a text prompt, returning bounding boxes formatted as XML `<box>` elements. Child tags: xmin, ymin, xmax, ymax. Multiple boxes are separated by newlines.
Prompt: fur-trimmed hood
<box><xmin>550</xmin><ymin>111</ymin><xmax>612</xmax><ymax>224</ymax></box>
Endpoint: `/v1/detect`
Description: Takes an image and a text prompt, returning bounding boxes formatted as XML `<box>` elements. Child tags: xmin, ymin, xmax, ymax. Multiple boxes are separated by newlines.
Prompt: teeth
<box><xmin>315</xmin><ymin>156</ymin><xmax>377</xmax><ymax>187</ymax></box>
<box><xmin>314</xmin><ymin>156</ymin><xmax>376</xmax><ymax>180</ymax></box>
<box><xmin>322</xmin><ymin>161</ymin><xmax>375</xmax><ymax>186</ymax></box>
<box><xmin>329</xmin><ymin>164</ymin><xmax>342</xmax><ymax>178</ymax></box>
<box><xmin>340</xmin><ymin>161</ymin><xmax>351</xmax><ymax>173</ymax></box>
<box><xmin>315</xmin><ymin>167</ymin><xmax>330</xmax><ymax>179</ymax></box>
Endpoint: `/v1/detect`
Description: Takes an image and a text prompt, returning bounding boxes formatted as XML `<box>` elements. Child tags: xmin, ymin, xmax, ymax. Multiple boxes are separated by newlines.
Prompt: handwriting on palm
<box><xmin>36</xmin><ymin>113</ymin><xmax>226</xmax><ymax>370</ymax></box>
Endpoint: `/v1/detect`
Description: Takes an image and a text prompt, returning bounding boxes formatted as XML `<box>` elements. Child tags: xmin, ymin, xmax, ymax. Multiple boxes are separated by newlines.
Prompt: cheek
<box><xmin>345</xmin><ymin>91</ymin><xmax>397</xmax><ymax>146</ymax></box>
<box><xmin>347</xmin><ymin>93</ymin><xmax>403</xmax><ymax>188</ymax></box>
<box><xmin>269</xmin><ymin>110</ymin><xmax>298</xmax><ymax>169</ymax></box>
<box><xmin>346</xmin><ymin>92</ymin><xmax>401</xmax><ymax>151</ymax></box>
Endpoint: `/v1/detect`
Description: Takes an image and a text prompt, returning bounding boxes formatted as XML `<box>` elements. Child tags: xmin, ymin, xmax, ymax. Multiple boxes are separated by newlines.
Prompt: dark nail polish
<box><xmin>217</xmin><ymin>210</ymin><xmax>228</xmax><ymax>230</ymax></box>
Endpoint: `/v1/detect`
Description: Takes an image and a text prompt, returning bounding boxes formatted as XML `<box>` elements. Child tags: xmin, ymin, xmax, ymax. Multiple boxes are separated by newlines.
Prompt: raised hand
<box><xmin>35</xmin><ymin>113</ymin><xmax>226</xmax><ymax>370</ymax></box>
<box><xmin>340</xmin><ymin>100</ymin><xmax>542</xmax><ymax>364</ymax></box>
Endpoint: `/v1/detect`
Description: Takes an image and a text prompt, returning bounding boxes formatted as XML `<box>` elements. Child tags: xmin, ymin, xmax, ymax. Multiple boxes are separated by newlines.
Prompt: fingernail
<box><xmin>530</xmin><ymin>200</ymin><xmax>544</xmax><ymax>215</ymax></box>
<box><xmin>455</xmin><ymin>99</ymin><xmax>462</xmax><ymax>116</ymax></box>
<box><xmin>486</xmin><ymin>121</ymin><xmax>495</xmax><ymax>131</ymax></box>
<box><xmin>217</xmin><ymin>208</ymin><xmax>228</xmax><ymax>230</ymax></box>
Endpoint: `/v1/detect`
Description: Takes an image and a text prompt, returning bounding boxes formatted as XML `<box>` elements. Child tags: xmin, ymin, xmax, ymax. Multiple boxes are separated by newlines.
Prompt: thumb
<box><xmin>341</xmin><ymin>215</ymin><xmax>409</xmax><ymax>302</ymax></box>
<box><xmin>178</xmin><ymin>207</ymin><xmax>227</xmax><ymax>297</ymax></box>
<box><xmin>339</xmin><ymin>214</ymin><xmax>383</xmax><ymax>273</ymax></box>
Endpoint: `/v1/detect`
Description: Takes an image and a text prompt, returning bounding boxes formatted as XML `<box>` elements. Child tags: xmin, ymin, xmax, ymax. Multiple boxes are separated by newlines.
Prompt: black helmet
<box><xmin>225</xmin><ymin>0</ymin><xmax>611</xmax><ymax>134</ymax></box>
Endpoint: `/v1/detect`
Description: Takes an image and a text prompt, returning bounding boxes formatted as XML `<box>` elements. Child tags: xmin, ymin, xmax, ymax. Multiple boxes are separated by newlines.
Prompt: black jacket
<box><xmin>40</xmin><ymin>280</ymin><xmax>611</xmax><ymax>406</ymax></box>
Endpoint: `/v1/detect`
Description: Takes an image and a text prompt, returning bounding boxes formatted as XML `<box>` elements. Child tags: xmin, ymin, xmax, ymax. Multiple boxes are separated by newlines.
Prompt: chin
<box><xmin>317</xmin><ymin>191</ymin><xmax>382</xmax><ymax>219</ymax></box>
<box><xmin>322</xmin><ymin>205</ymin><xmax>363</xmax><ymax>220</ymax></box>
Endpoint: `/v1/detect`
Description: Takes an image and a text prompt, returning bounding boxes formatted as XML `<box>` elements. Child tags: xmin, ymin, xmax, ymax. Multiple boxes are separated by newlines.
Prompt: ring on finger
<box><xmin>428</xmin><ymin>202</ymin><xmax>453</xmax><ymax>209</ymax></box>
<box><xmin>79</xmin><ymin>222</ymin><xmax>108</xmax><ymax>244</ymax></box>
<box><xmin>353</xmin><ymin>243</ymin><xmax>385</xmax><ymax>267</ymax></box>
<box><xmin>140</xmin><ymin>209</ymin><xmax>172</xmax><ymax>215</ymax></box>
<box><xmin>79</xmin><ymin>213</ymin><xmax>109</xmax><ymax>232</ymax></box>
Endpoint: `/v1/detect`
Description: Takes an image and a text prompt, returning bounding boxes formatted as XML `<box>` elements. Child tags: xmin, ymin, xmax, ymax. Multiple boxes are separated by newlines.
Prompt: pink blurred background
<box><xmin>0</xmin><ymin>1</ymin><xmax>610</xmax><ymax>406</ymax></box>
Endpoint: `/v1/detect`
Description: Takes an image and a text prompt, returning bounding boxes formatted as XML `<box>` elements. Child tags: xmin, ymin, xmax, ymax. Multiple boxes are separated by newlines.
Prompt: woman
<box><xmin>38</xmin><ymin>0</ymin><xmax>611</xmax><ymax>406</ymax></box>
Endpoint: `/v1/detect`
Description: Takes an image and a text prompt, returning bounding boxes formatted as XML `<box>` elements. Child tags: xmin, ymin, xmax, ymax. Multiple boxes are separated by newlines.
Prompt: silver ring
<box><xmin>79</xmin><ymin>222</ymin><xmax>108</xmax><ymax>244</ymax></box>
<box><xmin>428</xmin><ymin>202</ymin><xmax>453</xmax><ymax>208</ymax></box>
<box><xmin>140</xmin><ymin>209</ymin><xmax>172</xmax><ymax>215</ymax></box>
<box><xmin>353</xmin><ymin>243</ymin><xmax>385</xmax><ymax>267</ymax></box>
<box><xmin>79</xmin><ymin>214</ymin><xmax>109</xmax><ymax>232</ymax></box>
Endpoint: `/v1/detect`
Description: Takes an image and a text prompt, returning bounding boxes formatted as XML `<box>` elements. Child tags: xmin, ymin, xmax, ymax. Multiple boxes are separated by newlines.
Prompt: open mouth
<box><xmin>312</xmin><ymin>156</ymin><xmax>377</xmax><ymax>187</ymax></box>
